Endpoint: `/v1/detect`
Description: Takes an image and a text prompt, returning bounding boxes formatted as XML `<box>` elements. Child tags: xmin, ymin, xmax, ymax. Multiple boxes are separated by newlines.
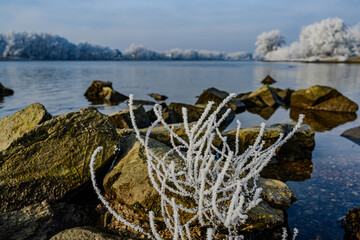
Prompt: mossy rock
<box><xmin>0</xmin><ymin>107</ymin><xmax>119</xmax><ymax>212</ymax></box>
<box><xmin>0</xmin><ymin>103</ymin><xmax>52</xmax><ymax>152</ymax></box>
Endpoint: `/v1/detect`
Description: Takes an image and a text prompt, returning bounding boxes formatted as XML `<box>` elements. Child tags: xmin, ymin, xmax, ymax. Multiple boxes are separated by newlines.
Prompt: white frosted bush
<box><xmin>90</xmin><ymin>94</ymin><xmax>304</xmax><ymax>239</ymax></box>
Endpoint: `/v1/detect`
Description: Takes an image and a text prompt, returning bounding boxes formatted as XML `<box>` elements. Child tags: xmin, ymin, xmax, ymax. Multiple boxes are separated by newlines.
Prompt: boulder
<box><xmin>84</xmin><ymin>81</ymin><xmax>127</xmax><ymax>104</ymax></box>
<box><xmin>132</xmin><ymin>99</ymin><xmax>155</xmax><ymax>106</ymax></box>
<box><xmin>195</xmin><ymin>87</ymin><xmax>245</xmax><ymax>113</ymax></box>
<box><xmin>271</xmin><ymin>88</ymin><xmax>294</xmax><ymax>107</ymax></box>
<box><xmin>50</xmin><ymin>226</ymin><xmax>123</xmax><ymax>240</ymax></box>
<box><xmin>0</xmin><ymin>201</ymin><xmax>97</xmax><ymax>240</ymax></box>
<box><xmin>258</xmin><ymin>178</ymin><xmax>296</xmax><ymax>210</ymax></box>
<box><xmin>0</xmin><ymin>82</ymin><xmax>14</xmax><ymax>97</ymax></box>
<box><xmin>162</xmin><ymin>102</ymin><xmax>235</xmax><ymax>130</ymax></box>
<box><xmin>291</xmin><ymin>107</ymin><xmax>357</xmax><ymax>132</ymax></box>
<box><xmin>109</xmin><ymin>105</ymin><xmax>151</xmax><ymax>129</ymax></box>
<box><xmin>147</xmin><ymin>102</ymin><xmax>167</xmax><ymax>122</ymax></box>
<box><xmin>0</xmin><ymin>103</ymin><xmax>52</xmax><ymax>152</ymax></box>
<box><xmin>341</xmin><ymin>126</ymin><xmax>360</xmax><ymax>146</ymax></box>
<box><xmin>290</xmin><ymin>85</ymin><xmax>358</xmax><ymax>112</ymax></box>
<box><xmin>148</xmin><ymin>93</ymin><xmax>168</xmax><ymax>101</ymax></box>
<box><xmin>227</xmin><ymin>98</ymin><xmax>246</xmax><ymax>113</ymax></box>
<box><xmin>239</xmin><ymin>85</ymin><xmax>282</xmax><ymax>108</ymax></box>
<box><xmin>342</xmin><ymin>207</ymin><xmax>360</xmax><ymax>240</ymax></box>
<box><xmin>261</xmin><ymin>75</ymin><xmax>276</xmax><ymax>85</ymax></box>
<box><xmin>226</xmin><ymin>122</ymin><xmax>315</xmax><ymax>161</ymax></box>
<box><xmin>102</xmin><ymin>135</ymin><xmax>293</xmax><ymax>235</ymax></box>
<box><xmin>195</xmin><ymin>87</ymin><xmax>229</xmax><ymax>105</ymax></box>
<box><xmin>0</xmin><ymin>107</ymin><xmax>119</xmax><ymax>212</ymax></box>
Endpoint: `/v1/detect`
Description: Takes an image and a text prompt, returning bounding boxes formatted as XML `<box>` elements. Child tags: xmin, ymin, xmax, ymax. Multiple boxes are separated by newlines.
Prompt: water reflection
<box><xmin>290</xmin><ymin>108</ymin><xmax>357</xmax><ymax>132</ymax></box>
<box><xmin>261</xmin><ymin>158</ymin><xmax>313</xmax><ymax>182</ymax></box>
<box><xmin>246</xmin><ymin>106</ymin><xmax>279</xmax><ymax>120</ymax></box>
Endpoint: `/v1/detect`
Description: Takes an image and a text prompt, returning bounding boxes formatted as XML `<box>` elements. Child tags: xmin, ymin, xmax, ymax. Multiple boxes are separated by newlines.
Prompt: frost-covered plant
<box><xmin>90</xmin><ymin>93</ymin><xmax>304</xmax><ymax>240</ymax></box>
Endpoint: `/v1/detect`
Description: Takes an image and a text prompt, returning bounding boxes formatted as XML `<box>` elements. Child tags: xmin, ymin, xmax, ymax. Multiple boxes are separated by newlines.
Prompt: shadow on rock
<box><xmin>290</xmin><ymin>107</ymin><xmax>357</xmax><ymax>132</ymax></box>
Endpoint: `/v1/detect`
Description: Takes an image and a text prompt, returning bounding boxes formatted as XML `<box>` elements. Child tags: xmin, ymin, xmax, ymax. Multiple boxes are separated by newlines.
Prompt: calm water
<box><xmin>1</xmin><ymin>61</ymin><xmax>360</xmax><ymax>240</ymax></box>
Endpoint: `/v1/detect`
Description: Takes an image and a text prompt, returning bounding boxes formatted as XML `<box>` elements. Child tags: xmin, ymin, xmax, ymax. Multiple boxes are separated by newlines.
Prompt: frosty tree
<box><xmin>90</xmin><ymin>94</ymin><xmax>304</xmax><ymax>239</ymax></box>
<box><xmin>254</xmin><ymin>30</ymin><xmax>285</xmax><ymax>59</ymax></box>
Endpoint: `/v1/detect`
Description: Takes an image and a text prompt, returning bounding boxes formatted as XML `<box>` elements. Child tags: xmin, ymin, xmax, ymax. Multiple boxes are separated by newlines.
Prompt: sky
<box><xmin>0</xmin><ymin>0</ymin><xmax>360</xmax><ymax>53</ymax></box>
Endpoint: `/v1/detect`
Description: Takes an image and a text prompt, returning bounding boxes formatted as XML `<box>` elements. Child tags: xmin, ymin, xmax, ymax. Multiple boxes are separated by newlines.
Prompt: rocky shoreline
<box><xmin>0</xmin><ymin>76</ymin><xmax>359</xmax><ymax>239</ymax></box>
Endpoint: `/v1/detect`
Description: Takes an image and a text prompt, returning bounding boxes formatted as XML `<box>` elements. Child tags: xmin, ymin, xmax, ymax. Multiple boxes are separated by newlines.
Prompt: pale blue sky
<box><xmin>0</xmin><ymin>0</ymin><xmax>359</xmax><ymax>52</ymax></box>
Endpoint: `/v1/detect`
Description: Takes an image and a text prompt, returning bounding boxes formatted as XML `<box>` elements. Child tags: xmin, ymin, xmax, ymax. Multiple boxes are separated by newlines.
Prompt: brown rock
<box><xmin>84</xmin><ymin>81</ymin><xmax>127</xmax><ymax>104</ymax></box>
<box><xmin>0</xmin><ymin>103</ymin><xmax>51</xmax><ymax>152</ymax></box>
<box><xmin>261</xmin><ymin>75</ymin><xmax>276</xmax><ymax>85</ymax></box>
<box><xmin>240</xmin><ymin>85</ymin><xmax>281</xmax><ymax>108</ymax></box>
<box><xmin>343</xmin><ymin>207</ymin><xmax>360</xmax><ymax>240</ymax></box>
<box><xmin>0</xmin><ymin>107</ymin><xmax>119</xmax><ymax>212</ymax></box>
<box><xmin>341</xmin><ymin>126</ymin><xmax>360</xmax><ymax>146</ymax></box>
<box><xmin>195</xmin><ymin>87</ymin><xmax>229</xmax><ymax>105</ymax></box>
<box><xmin>50</xmin><ymin>226</ymin><xmax>123</xmax><ymax>240</ymax></box>
<box><xmin>148</xmin><ymin>93</ymin><xmax>168</xmax><ymax>101</ymax></box>
<box><xmin>109</xmin><ymin>105</ymin><xmax>151</xmax><ymax>129</ymax></box>
<box><xmin>0</xmin><ymin>82</ymin><xmax>14</xmax><ymax>97</ymax></box>
<box><xmin>290</xmin><ymin>85</ymin><xmax>358</xmax><ymax>112</ymax></box>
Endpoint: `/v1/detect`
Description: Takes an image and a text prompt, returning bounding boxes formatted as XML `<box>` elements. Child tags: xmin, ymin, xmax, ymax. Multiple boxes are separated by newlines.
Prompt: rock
<box><xmin>132</xmin><ymin>99</ymin><xmax>155</xmax><ymax>106</ymax></box>
<box><xmin>109</xmin><ymin>105</ymin><xmax>151</xmax><ymax>129</ymax></box>
<box><xmin>147</xmin><ymin>102</ymin><xmax>167</xmax><ymax>122</ymax></box>
<box><xmin>261</xmin><ymin>75</ymin><xmax>276</xmax><ymax>85</ymax></box>
<box><xmin>239</xmin><ymin>85</ymin><xmax>282</xmax><ymax>108</ymax></box>
<box><xmin>272</xmin><ymin>88</ymin><xmax>294</xmax><ymax>107</ymax></box>
<box><xmin>258</xmin><ymin>178</ymin><xmax>296</xmax><ymax>210</ymax></box>
<box><xmin>195</xmin><ymin>88</ymin><xmax>245</xmax><ymax>113</ymax></box>
<box><xmin>0</xmin><ymin>103</ymin><xmax>52</xmax><ymax>152</ymax></box>
<box><xmin>341</xmin><ymin>126</ymin><xmax>360</xmax><ymax>146</ymax></box>
<box><xmin>162</xmin><ymin>102</ymin><xmax>235</xmax><ymax>130</ymax></box>
<box><xmin>239</xmin><ymin>201</ymin><xmax>284</xmax><ymax>231</ymax></box>
<box><xmin>50</xmin><ymin>226</ymin><xmax>123</xmax><ymax>240</ymax></box>
<box><xmin>117</xmin><ymin>122</ymin><xmax>197</xmax><ymax>147</ymax></box>
<box><xmin>0</xmin><ymin>82</ymin><xmax>14</xmax><ymax>97</ymax></box>
<box><xmin>148</xmin><ymin>93</ymin><xmax>168</xmax><ymax>101</ymax></box>
<box><xmin>195</xmin><ymin>87</ymin><xmax>230</xmax><ymax>105</ymax></box>
<box><xmin>0</xmin><ymin>201</ymin><xmax>97</xmax><ymax>240</ymax></box>
<box><xmin>291</xmin><ymin>107</ymin><xmax>357</xmax><ymax>132</ymax></box>
<box><xmin>0</xmin><ymin>107</ymin><xmax>119</xmax><ymax>212</ymax></box>
<box><xmin>84</xmin><ymin>81</ymin><xmax>127</xmax><ymax>104</ymax></box>
<box><xmin>102</xmin><ymin>135</ymin><xmax>291</xmax><ymax>235</ymax></box>
<box><xmin>290</xmin><ymin>85</ymin><xmax>358</xmax><ymax>112</ymax></box>
<box><xmin>227</xmin><ymin>98</ymin><xmax>246</xmax><ymax>113</ymax></box>
<box><xmin>226</xmin><ymin>122</ymin><xmax>315</xmax><ymax>161</ymax></box>
<box><xmin>342</xmin><ymin>207</ymin><xmax>360</xmax><ymax>240</ymax></box>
